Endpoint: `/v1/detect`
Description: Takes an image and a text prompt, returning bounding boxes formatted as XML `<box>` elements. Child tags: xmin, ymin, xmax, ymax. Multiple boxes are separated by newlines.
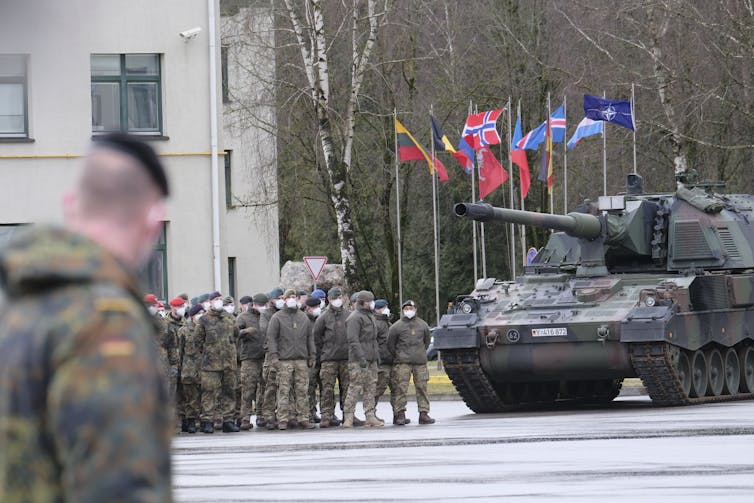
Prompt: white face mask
<box><xmin>330</xmin><ymin>298</ymin><xmax>343</xmax><ymax>308</ymax></box>
<box><xmin>159</xmin><ymin>311</ymin><xmax>167</xmax><ymax>318</ymax></box>
<box><xmin>194</xmin><ymin>314</ymin><xmax>203</xmax><ymax>322</ymax></box>
<box><xmin>224</xmin><ymin>305</ymin><xmax>235</xmax><ymax>314</ymax></box>
<box><xmin>319</xmin><ymin>300</ymin><xmax>326</xmax><ymax>309</ymax></box>
<box><xmin>202</xmin><ymin>302</ymin><xmax>211</xmax><ymax>310</ymax></box>
<box><xmin>212</xmin><ymin>299</ymin><xmax>224</xmax><ymax>310</ymax></box>
<box><xmin>256</xmin><ymin>305</ymin><xmax>267</xmax><ymax>313</ymax></box>
<box><xmin>369</xmin><ymin>301</ymin><xmax>375</xmax><ymax>310</ymax></box>
<box><xmin>275</xmin><ymin>299</ymin><xmax>285</xmax><ymax>310</ymax></box>
<box><xmin>148</xmin><ymin>306</ymin><xmax>158</xmax><ymax>316</ymax></box>
<box><xmin>176</xmin><ymin>307</ymin><xmax>186</xmax><ymax>317</ymax></box>
<box><xmin>312</xmin><ymin>307</ymin><xmax>322</xmax><ymax>317</ymax></box>
<box><xmin>285</xmin><ymin>298</ymin><xmax>298</xmax><ymax>309</ymax></box>
<box><xmin>404</xmin><ymin>309</ymin><xmax>416</xmax><ymax>319</ymax></box>
<box><xmin>382</xmin><ymin>308</ymin><xmax>391</xmax><ymax>317</ymax></box>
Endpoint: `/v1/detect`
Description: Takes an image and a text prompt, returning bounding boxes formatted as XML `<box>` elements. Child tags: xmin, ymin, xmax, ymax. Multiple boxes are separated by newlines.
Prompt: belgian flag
<box><xmin>395</xmin><ymin>118</ymin><xmax>449</xmax><ymax>181</ymax></box>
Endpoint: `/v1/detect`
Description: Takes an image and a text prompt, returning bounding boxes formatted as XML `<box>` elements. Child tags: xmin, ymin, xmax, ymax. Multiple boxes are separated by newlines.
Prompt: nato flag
<box><xmin>583</xmin><ymin>94</ymin><xmax>634</xmax><ymax>131</ymax></box>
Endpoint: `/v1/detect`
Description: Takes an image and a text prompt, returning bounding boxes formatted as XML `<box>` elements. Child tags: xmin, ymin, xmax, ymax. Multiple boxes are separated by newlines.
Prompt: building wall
<box><xmin>0</xmin><ymin>0</ymin><xmax>279</xmax><ymax>300</ymax></box>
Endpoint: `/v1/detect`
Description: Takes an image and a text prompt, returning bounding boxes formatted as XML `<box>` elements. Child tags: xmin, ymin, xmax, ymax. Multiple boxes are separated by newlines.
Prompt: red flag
<box><xmin>478</xmin><ymin>147</ymin><xmax>509</xmax><ymax>199</ymax></box>
<box><xmin>511</xmin><ymin>149</ymin><xmax>531</xmax><ymax>198</ymax></box>
<box><xmin>432</xmin><ymin>156</ymin><xmax>449</xmax><ymax>182</ymax></box>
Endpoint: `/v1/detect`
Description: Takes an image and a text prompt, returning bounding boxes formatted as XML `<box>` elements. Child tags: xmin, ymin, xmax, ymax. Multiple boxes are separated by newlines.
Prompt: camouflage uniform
<box><xmin>343</xmin><ymin>304</ymin><xmax>380</xmax><ymax>417</ymax></box>
<box><xmin>374</xmin><ymin>311</ymin><xmax>397</xmax><ymax>409</ymax></box>
<box><xmin>164</xmin><ymin>312</ymin><xmax>183</xmax><ymax>405</ymax></box>
<box><xmin>267</xmin><ymin>306</ymin><xmax>315</xmax><ymax>425</ymax></box>
<box><xmin>388</xmin><ymin>315</ymin><xmax>432</xmax><ymax>414</ymax></box>
<box><xmin>314</xmin><ymin>304</ymin><xmax>351</xmax><ymax>423</ymax></box>
<box><xmin>259</xmin><ymin>307</ymin><xmax>279</xmax><ymax>424</ymax></box>
<box><xmin>179</xmin><ymin>319</ymin><xmax>202</xmax><ymax>421</ymax></box>
<box><xmin>236</xmin><ymin>307</ymin><xmax>267</xmax><ymax>423</ymax></box>
<box><xmin>0</xmin><ymin>226</ymin><xmax>172</xmax><ymax>501</ymax></box>
<box><xmin>195</xmin><ymin>308</ymin><xmax>239</xmax><ymax>423</ymax></box>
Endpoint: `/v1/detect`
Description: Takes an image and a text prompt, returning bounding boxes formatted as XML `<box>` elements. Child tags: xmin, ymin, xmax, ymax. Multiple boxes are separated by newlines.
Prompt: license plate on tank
<box><xmin>531</xmin><ymin>327</ymin><xmax>568</xmax><ymax>337</ymax></box>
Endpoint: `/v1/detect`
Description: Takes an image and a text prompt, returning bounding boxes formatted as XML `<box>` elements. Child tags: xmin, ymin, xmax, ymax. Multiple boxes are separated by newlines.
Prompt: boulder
<box><xmin>279</xmin><ymin>260</ymin><xmax>346</xmax><ymax>292</ymax></box>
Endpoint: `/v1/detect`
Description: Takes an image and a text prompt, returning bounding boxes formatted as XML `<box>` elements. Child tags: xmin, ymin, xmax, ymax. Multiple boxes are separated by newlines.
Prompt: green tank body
<box><xmin>436</xmin><ymin>174</ymin><xmax>754</xmax><ymax>411</ymax></box>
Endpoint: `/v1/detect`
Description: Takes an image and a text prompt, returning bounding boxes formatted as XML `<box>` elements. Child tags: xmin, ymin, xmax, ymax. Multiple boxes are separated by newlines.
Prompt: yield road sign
<box><xmin>303</xmin><ymin>256</ymin><xmax>328</xmax><ymax>281</ymax></box>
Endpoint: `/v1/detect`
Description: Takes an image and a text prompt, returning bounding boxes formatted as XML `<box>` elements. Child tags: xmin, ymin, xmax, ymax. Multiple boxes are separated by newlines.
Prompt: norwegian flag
<box><xmin>462</xmin><ymin>108</ymin><xmax>504</xmax><ymax>150</ymax></box>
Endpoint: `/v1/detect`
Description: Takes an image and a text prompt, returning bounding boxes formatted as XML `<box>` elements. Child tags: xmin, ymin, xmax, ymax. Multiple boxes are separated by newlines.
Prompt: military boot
<box><xmin>288</xmin><ymin>419</ymin><xmax>299</xmax><ymax>429</ymax></box>
<box><xmin>364</xmin><ymin>413</ymin><xmax>384</xmax><ymax>428</ymax></box>
<box><xmin>352</xmin><ymin>416</ymin><xmax>365</xmax><ymax>427</ymax></box>
<box><xmin>319</xmin><ymin>417</ymin><xmax>331</xmax><ymax>428</ymax></box>
<box><xmin>329</xmin><ymin>417</ymin><xmax>342</xmax><ymax>427</ymax></box>
<box><xmin>186</xmin><ymin>418</ymin><xmax>197</xmax><ymax>434</ymax></box>
<box><xmin>393</xmin><ymin>411</ymin><xmax>406</xmax><ymax>426</ymax></box>
<box><xmin>419</xmin><ymin>412</ymin><xmax>435</xmax><ymax>424</ymax></box>
<box><xmin>181</xmin><ymin>418</ymin><xmax>189</xmax><ymax>433</ymax></box>
<box><xmin>256</xmin><ymin>417</ymin><xmax>267</xmax><ymax>428</ymax></box>
<box><xmin>310</xmin><ymin>412</ymin><xmax>321</xmax><ymax>424</ymax></box>
<box><xmin>266</xmin><ymin>420</ymin><xmax>277</xmax><ymax>431</ymax></box>
<box><xmin>299</xmin><ymin>420</ymin><xmax>316</xmax><ymax>429</ymax></box>
<box><xmin>201</xmin><ymin>420</ymin><xmax>214</xmax><ymax>434</ymax></box>
<box><xmin>223</xmin><ymin>420</ymin><xmax>240</xmax><ymax>433</ymax></box>
<box><xmin>278</xmin><ymin>421</ymin><xmax>288</xmax><ymax>430</ymax></box>
<box><xmin>342</xmin><ymin>412</ymin><xmax>354</xmax><ymax>428</ymax></box>
<box><xmin>213</xmin><ymin>419</ymin><xmax>222</xmax><ymax>430</ymax></box>
<box><xmin>240</xmin><ymin>418</ymin><xmax>252</xmax><ymax>431</ymax></box>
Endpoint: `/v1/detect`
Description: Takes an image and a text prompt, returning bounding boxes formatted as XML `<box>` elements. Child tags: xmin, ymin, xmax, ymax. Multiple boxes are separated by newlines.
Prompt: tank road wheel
<box><xmin>675</xmin><ymin>350</ymin><xmax>692</xmax><ymax>398</ymax></box>
<box><xmin>705</xmin><ymin>348</ymin><xmax>724</xmax><ymax>397</ymax></box>
<box><xmin>690</xmin><ymin>350</ymin><xmax>708</xmax><ymax>398</ymax></box>
<box><xmin>740</xmin><ymin>346</ymin><xmax>754</xmax><ymax>393</ymax></box>
<box><xmin>723</xmin><ymin>348</ymin><xmax>740</xmax><ymax>396</ymax></box>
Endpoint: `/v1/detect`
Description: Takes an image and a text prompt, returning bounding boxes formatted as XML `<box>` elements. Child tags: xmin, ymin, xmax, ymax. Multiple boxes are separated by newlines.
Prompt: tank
<box><xmin>435</xmin><ymin>173</ymin><xmax>754</xmax><ymax>411</ymax></box>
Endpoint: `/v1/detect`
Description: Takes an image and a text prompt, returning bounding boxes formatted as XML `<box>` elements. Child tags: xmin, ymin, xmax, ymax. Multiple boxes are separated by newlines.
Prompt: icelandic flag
<box><xmin>567</xmin><ymin>117</ymin><xmax>603</xmax><ymax>149</ymax></box>
<box><xmin>516</xmin><ymin>104</ymin><xmax>565</xmax><ymax>150</ymax></box>
<box><xmin>584</xmin><ymin>94</ymin><xmax>634</xmax><ymax>131</ymax></box>
<box><xmin>462</xmin><ymin>109</ymin><xmax>503</xmax><ymax>150</ymax></box>
<box><xmin>549</xmin><ymin>105</ymin><xmax>566</xmax><ymax>143</ymax></box>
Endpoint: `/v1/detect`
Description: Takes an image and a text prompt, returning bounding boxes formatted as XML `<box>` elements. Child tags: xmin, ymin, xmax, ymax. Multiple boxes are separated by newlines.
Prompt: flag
<box><xmin>584</xmin><ymin>94</ymin><xmax>634</xmax><ymax>131</ymax></box>
<box><xmin>516</xmin><ymin>104</ymin><xmax>565</xmax><ymax>150</ymax></box>
<box><xmin>431</xmin><ymin>115</ymin><xmax>473</xmax><ymax>173</ymax></box>
<box><xmin>567</xmin><ymin>117</ymin><xmax>604</xmax><ymax>149</ymax></box>
<box><xmin>549</xmin><ymin>105</ymin><xmax>566</xmax><ymax>143</ymax></box>
<box><xmin>457</xmin><ymin>136</ymin><xmax>476</xmax><ymax>173</ymax></box>
<box><xmin>395</xmin><ymin>118</ymin><xmax>449</xmax><ymax>181</ymax></box>
<box><xmin>462</xmin><ymin>109</ymin><xmax>503</xmax><ymax>150</ymax></box>
<box><xmin>517</xmin><ymin>121</ymin><xmax>546</xmax><ymax>150</ymax></box>
<box><xmin>478</xmin><ymin>147</ymin><xmax>509</xmax><ymax>199</ymax></box>
<box><xmin>538</xmin><ymin>118</ymin><xmax>553</xmax><ymax>193</ymax></box>
<box><xmin>510</xmin><ymin>116</ymin><xmax>531</xmax><ymax>198</ymax></box>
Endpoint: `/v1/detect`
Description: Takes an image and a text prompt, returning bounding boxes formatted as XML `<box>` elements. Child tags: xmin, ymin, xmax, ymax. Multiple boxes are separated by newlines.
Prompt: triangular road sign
<box><xmin>303</xmin><ymin>256</ymin><xmax>328</xmax><ymax>281</ymax></box>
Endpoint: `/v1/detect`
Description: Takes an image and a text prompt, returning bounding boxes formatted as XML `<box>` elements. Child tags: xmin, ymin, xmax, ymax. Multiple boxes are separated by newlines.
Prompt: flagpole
<box><xmin>547</xmin><ymin>93</ymin><xmax>554</xmax><ymax>215</ymax></box>
<box><xmin>430</xmin><ymin>106</ymin><xmax>441</xmax><ymax>327</ymax></box>
<box><xmin>602</xmin><ymin>90</ymin><xmax>607</xmax><ymax>196</ymax></box>
<box><xmin>632</xmin><ymin>82</ymin><xmax>637</xmax><ymax>175</ymax></box>
<box><xmin>563</xmin><ymin>94</ymin><xmax>568</xmax><ymax>213</ymax></box>
<box><xmin>469</xmin><ymin>100</ymin><xmax>478</xmax><ymax>283</ymax></box>
<box><xmin>517</xmin><ymin>100</ymin><xmax>527</xmax><ymax>269</ymax></box>
<box><xmin>474</xmin><ymin>104</ymin><xmax>488</xmax><ymax>279</ymax></box>
<box><xmin>393</xmin><ymin>108</ymin><xmax>404</xmax><ymax>306</ymax></box>
<box><xmin>506</xmin><ymin>96</ymin><xmax>516</xmax><ymax>279</ymax></box>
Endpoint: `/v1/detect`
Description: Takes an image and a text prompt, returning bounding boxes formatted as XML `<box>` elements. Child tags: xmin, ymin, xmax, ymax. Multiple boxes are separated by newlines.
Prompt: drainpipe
<box><xmin>207</xmin><ymin>0</ymin><xmax>222</xmax><ymax>291</ymax></box>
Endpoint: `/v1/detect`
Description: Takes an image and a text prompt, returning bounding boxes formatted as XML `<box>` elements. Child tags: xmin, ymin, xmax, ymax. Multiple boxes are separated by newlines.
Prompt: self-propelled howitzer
<box><xmin>435</xmin><ymin>174</ymin><xmax>754</xmax><ymax>411</ymax></box>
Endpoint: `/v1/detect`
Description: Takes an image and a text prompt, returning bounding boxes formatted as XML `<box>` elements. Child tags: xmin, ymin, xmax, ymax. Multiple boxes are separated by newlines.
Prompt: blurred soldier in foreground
<box><xmin>0</xmin><ymin>133</ymin><xmax>172</xmax><ymax>501</ymax></box>
<box><xmin>388</xmin><ymin>300</ymin><xmax>434</xmax><ymax>425</ymax></box>
<box><xmin>236</xmin><ymin>294</ymin><xmax>268</xmax><ymax>430</ymax></box>
<box><xmin>315</xmin><ymin>287</ymin><xmax>351</xmax><ymax>427</ymax></box>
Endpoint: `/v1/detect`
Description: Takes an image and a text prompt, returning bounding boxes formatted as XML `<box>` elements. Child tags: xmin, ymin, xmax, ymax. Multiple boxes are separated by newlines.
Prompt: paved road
<box><xmin>173</xmin><ymin>398</ymin><xmax>754</xmax><ymax>502</ymax></box>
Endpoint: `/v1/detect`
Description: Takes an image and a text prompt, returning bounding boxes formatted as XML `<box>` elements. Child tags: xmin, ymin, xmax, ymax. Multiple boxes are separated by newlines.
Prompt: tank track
<box><xmin>630</xmin><ymin>342</ymin><xmax>754</xmax><ymax>405</ymax></box>
<box><xmin>441</xmin><ymin>349</ymin><xmax>507</xmax><ymax>412</ymax></box>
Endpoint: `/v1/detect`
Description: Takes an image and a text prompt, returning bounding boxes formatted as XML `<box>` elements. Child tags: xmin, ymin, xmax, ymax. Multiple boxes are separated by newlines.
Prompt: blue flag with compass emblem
<box><xmin>583</xmin><ymin>94</ymin><xmax>634</xmax><ymax>131</ymax></box>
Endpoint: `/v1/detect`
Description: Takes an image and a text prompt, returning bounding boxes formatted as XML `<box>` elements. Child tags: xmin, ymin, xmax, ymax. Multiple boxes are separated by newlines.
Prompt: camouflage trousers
<box><xmin>375</xmin><ymin>363</ymin><xmax>397</xmax><ymax>410</ymax></box>
<box><xmin>182</xmin><ymin>383</ymin><xmax>201</xmax><ymax>419</ymax></box>
<box><xmin>308</xmin><ymin>361</ymin><xmax>321</xmax><ymax>416</ymax></box>
<box><xmin>239</xmin><ymin>358</ymin><xmax>264</xmax><ymax>421</ymax></box>
<box><xmin>261</xmin><ymin>355</ymin><xmax>278</xmax><ymax>422</ymax></box>
<box><xmin>319</xmin><ymin>360</ymin><xmax>349</xmax><ymax>421</ymax></box>
<box><xmin>200</xmin><ymin>369</ymin><xmax>237</xmax><ymax>422</ymax></box>
<box><xmin>394</xmin><ymin>363</ymin><xmax>430</xmax><ymax>413</ymax></box>
<box><xmin>343</xmin><ymin>361</ymin><xmax>378</xmax><ymax>416</ymax></box>
<box><xmin>276</xmin><ymin>359</ymin><xmax>310</xmax><ymax>423</ymax></box>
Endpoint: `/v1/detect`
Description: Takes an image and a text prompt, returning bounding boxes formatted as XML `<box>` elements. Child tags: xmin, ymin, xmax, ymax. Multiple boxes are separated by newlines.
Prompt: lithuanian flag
<box><xmin>395</xmin><ymin>118</ymin><xmax>449</xmax><ymax>181</ymax></box>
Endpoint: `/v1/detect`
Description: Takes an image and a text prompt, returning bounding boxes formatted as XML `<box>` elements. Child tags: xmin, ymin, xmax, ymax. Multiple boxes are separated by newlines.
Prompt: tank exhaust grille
<box><xmin>672</xmin><ymin>221</ymin><xmax>713</xmax><ymax>260</ymax></box>
<box><xmin>717</xmin><ymin>227</ymin><xmax>742</xmax><ymax>260</ymax></box>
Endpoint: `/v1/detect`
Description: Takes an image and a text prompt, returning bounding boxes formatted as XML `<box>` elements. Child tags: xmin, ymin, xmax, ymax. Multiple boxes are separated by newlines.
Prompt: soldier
<box><xmin>304</xmin><ymin>297</ymin><xmax>323</xmax><ymax>423</ymax></box>
<box><xmin>260</xmin><ymin>287</ymin><xmax>285</xmax><ymax>429</ymax></box>
<box><xmin>196</xmin><ymin>291</ymin><xmax>240</xmax><ymax>433</ymax></box>
<box><xmin>236</xmin><ymin>293</ymin><xmax>268</xmax><ymax>430</ymax></box>
<box><xmin>267</xmin><ymin>289</ymin><xmax>316</xmax><ymax>430</ymax></box>
<box><xmin>165</xmin><ymin>297</ymin><xmax>186</xmax><ymax>429</ymax></box>
<box><xmin>343</xmin><ymin>290</ymin><xmax>383</xmax><ymax>428</ymax></box>
<box><xmin>224</xmin><ymin>296</ymin><xmax>237</xmax><ymax>316</ymax></box>
<box><xmin>179</xmin><ymin>304</ymin><xmax>206</xmax><ymax>434</ymax></box>
<box><xmin>0</xmin><ymin>132</ymin><xmax>172</xmax><ymax>500</ymax></box>
<box><xmin>374</xmin><ymin>299</ymin><xmax>409</xmax><ymax>424</ymax></box>
<box><xmin>388</xmin><ymin>300</ymin><xmax>435</xmax><ymax>425</ymax></box>
<box><xmin>314</xmin><ymin>287</ymin><xmax>351</xmax><ymax>428</ymax></box>
<box><xmin>311</xmin><ymin>288</ymin><xmax>327</xmax><ymax>309</ymax></box>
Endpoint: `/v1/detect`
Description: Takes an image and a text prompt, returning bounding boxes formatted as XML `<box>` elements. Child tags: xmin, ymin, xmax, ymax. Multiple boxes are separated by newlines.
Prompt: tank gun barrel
<box><xmin>454</xmin><ymin>202</ymin><xmax>602</xmax><ymax>240</ymax></box>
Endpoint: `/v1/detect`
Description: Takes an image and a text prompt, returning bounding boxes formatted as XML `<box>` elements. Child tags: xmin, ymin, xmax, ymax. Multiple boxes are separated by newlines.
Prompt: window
<box><xmin>224</xmin><ymin>149</ymin><xmax>233</xmax><ymax>208</ymax></box>
<box><xmin>221</xmin><ymin>45</ymin><xmax>230</xmax><ymax>103</ymax></box>
<box><xmin>138</xmin><ymin>223</ymin><xmax>168</xmax><ymax>300</ymax></box>
<box><xmin>228</xmin><ymin>257</ymin><xmax>237</xmax><ymax>299</ymax></box>
<box><xmin>91</xmin><ymin>54</ymin><xmax>162</xmax><ymax>134</ymax></box>
<box><xmin>0</xmin><ymin>55</ymin><xmax>28</xmax><ymax>138</ymax></box>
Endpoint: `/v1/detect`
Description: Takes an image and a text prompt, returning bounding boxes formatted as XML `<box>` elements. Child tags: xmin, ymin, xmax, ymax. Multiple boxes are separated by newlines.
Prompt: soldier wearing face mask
<box><xmin>235</xmin><ymin>294</ymin><xmax>268</xmax><ymax>431</ymax></box>
<box><xmin>304</xmin><ymin>297</ymin><xmax>323</xmax><ymax>424</ymax></box>
<box><xmin>165</xmin><ymin>298</ymin><xmax>185</xmax><ymax>430</ymax></box>
<box><xmin>388</xmin><ymin>300</ymin><xmax>434</xmax><ymax>425</ymax></box>
<box><xmin>260</xmin><ymin>287</ymin><xmax>284</xmax><ymax>429</ymax></box>
<box><xmin>195</xmin><ymin>291</ymin><xmax>240</xmax><ymax>433</ymax></box>
<box><xmin>373</xmin><ymin>299</ymin><xmax>408</xmax><ymax>424</ymax></box>
<box><xmin>179</xmin><ymin>304</ymin><xmax>205</xmax><ymax>434</ymax></box>
<box><xmin>144</xmin><ymin>293</ymin><xmax>170</xmax><ymax>392</ymax></box>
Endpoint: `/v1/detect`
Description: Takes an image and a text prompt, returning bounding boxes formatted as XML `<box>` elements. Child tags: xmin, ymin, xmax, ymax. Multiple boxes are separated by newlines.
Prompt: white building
<box><xmin>0</xmin><ymin>0</ymin><xmax>279</xmax><ymax>301</ymax></box>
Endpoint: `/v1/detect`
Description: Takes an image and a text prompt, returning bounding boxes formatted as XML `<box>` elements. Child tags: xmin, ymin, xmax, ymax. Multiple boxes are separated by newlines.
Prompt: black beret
<box><xmin>305</xmin><ymin>297</ymin><xmax>321</xmax><ymax>308</ymax></box>
<box><xmin>239</xmin><ymin>296</ymin><xmax>253</xmax><ymax>305</ymax></box>
<box><xmin>374</xmin><ymin>299</ymin><xmax>388</xmax><ymax>309</ymax></box>
<box><xmin>188</xmin><ymin>304</ymin><xmax>204</xmax><ymax>317</ymax></box>
<box><xmin>93</xmin><ymin>132</ymin><xmax>169</xmax><ymax>197</ymax></box>
<box><xmin>252</xmin><ymin>293</ymin><xmax>269</xmax><ymax>305</ymax></box>
<box><xmin>209</xmin><ymin>291</ymin><xmax>222</xmax><ymax>300</ymax></box>
<box><xmin>297</xmin><ymin>290</ymin><xmax>308</xmax><ymax>296</ymax></box>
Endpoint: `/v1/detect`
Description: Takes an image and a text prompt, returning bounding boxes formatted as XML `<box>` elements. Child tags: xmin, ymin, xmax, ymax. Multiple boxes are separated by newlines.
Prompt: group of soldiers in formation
<box><xmin>145</xmin><ymin>286</ymin><xmax>435</xmax><ymax>433</ymax></box>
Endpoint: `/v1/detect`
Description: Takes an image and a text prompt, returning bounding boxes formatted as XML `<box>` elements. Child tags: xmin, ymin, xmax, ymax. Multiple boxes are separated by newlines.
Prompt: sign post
<box><xmin>303</xmin><ymin>256</ymin><xmax>328</xmax><ymax>289</ymax></box>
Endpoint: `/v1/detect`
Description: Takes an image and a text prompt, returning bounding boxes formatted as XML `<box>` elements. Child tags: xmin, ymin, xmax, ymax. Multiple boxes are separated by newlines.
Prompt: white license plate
<box><xmin>531</xmin><ymin>327</ymin><xmax>568</xmax><ymax>337</ymax></box>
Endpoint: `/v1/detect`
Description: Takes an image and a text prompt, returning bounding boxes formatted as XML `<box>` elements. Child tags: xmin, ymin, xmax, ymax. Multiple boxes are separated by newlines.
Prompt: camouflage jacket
<box><xmin>195</xmin><ymin>308</ymin><xmax>238</xmax><ymax>371</ymax></box>
<box><xmin>235</xmin><ymin>308</ymin><xmax>267</xmax><ymax>361</ymax></box>
<box><xmin>388</xmin><ymin>316</ymin><xmax>431</xmax><ymax>365</ymax></box>
<box><xmin>152</xmin><ymin>313</ymin><xmax>169</xmax><ymax>370</ymax></box>
<box><xmin>0</xmin><ymin>225</ymin><xmax>172</xmax><ymax>502</ymax></box>
<box><xmin>345</xmin><ymin>306</ymin><xmax>379</xmax><ymax>363</ymax></box>
<box><xmin>164</xmin><ymin>313</ymin><xmax>183</xmax><ymax>367</ymax></box>
<box><xmin>178</xmin><ymin>320</ymin><xmax>201</xmax><ymax>384</ymax></box>
<box><xmin>313</xmin><ymin>305</ymin><xmax>350</xmax><ymax>361</ymax></box>
<box><xmin>267</xmin><ymin>307</ymin><xmax>315</xmax><ymax>361</ymax></box>
<box><xmin>374</xmin><ymin>312</ymin><xmax>392</xmax><ymax>365</ymax></box>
